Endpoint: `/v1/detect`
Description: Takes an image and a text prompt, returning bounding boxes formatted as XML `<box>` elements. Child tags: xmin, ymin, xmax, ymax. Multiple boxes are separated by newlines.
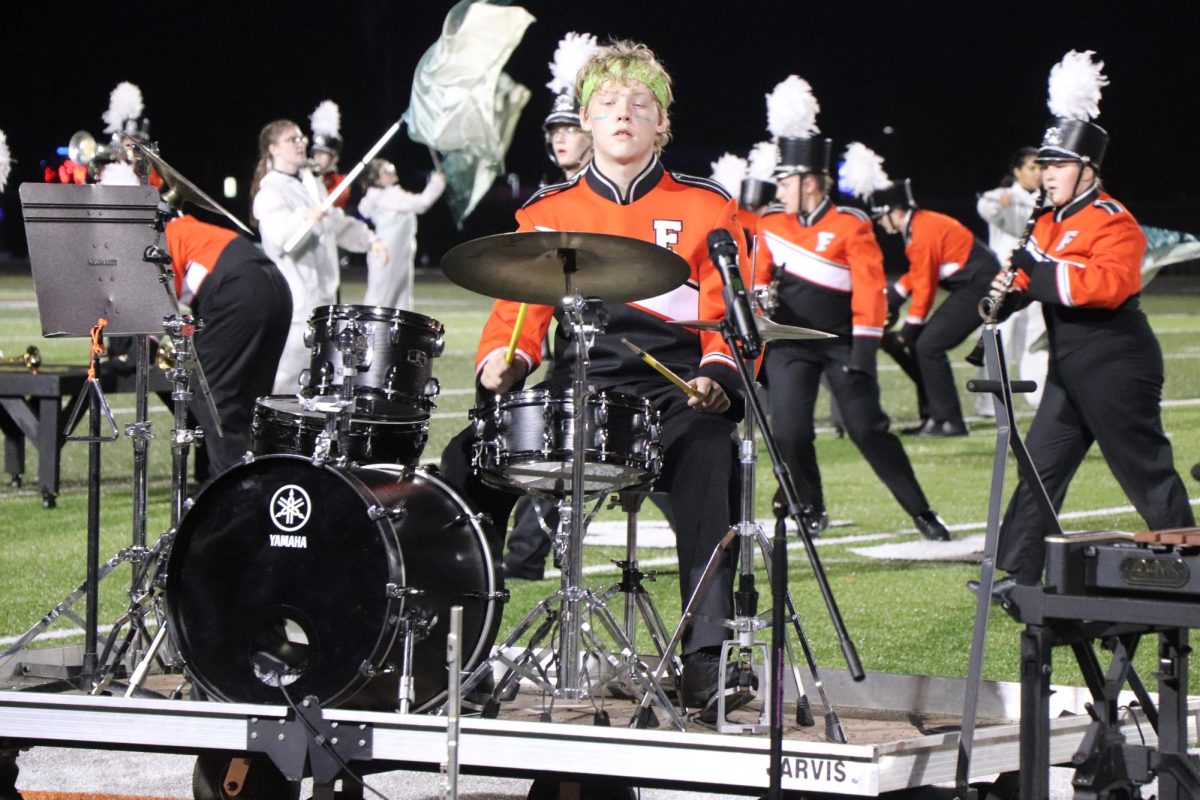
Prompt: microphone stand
<box><xmin>713</xmin><ymin>316</ymin><xmax>864</xmax><ymax>800</ymax></box>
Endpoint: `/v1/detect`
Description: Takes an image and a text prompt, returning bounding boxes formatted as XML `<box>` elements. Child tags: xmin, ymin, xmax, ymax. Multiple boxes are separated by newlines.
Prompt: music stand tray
<box><xmin>18</xmin><ymin>184</ymin><xmax>177</xmax><ymax>337</ymax></box>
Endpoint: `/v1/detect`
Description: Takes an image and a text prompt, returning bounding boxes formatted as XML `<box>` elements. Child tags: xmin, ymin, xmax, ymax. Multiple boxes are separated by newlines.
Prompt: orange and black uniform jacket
<box><xmin>322</xmin><ymin>172</ymin><xmax>350</xmax><ymax>209</ymax></box>
<box><xmin>164</xmin><ymin>215</ymin><xmax>239</xmax><ymax>304</ymax></box>
<box><xmin>892</xmin><ymin>209</ymin><xmax>994</xmax><ymax>324</ymax></box>
<box><xmin>754</xmin><ymin>197</ymin><xmax>887</xmax><ymax>362</ymax></box>
<box><xmin>1013</xmin><ymin>185</ymin><xmax>1147</xmax><ymax>358</ymax></box>
<box><xmin>476</xmin><ymin>157</ymin><xmax>751</xmax><ymax>403</ymax></box>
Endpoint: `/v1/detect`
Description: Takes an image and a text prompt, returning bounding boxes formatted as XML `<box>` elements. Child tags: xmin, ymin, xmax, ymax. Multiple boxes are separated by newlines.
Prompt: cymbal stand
<box><xmin>98</xmin><ymin>313</ymin><xmax>223</xmax><ymax>696</ymax></box>
<box><xmin>458</xmin><ymin>259</ymin><xmax>682</xmax><ymax>728</ymax></box>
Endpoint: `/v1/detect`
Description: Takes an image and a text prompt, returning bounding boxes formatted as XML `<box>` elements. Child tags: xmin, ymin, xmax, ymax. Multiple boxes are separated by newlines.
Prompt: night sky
<box><xmin>2</xmin><ymin>1</ymin><xmax>1198</xmax><ymax>264</ymax></box>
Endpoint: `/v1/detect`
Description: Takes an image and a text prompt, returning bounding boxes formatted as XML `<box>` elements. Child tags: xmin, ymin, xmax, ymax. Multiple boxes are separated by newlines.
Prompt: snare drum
<box><xmin>301</xmin><ymin>305</ymin><xmax>444</xmax><ymax>420</ymax></box>
<box><xmin>470</xmin><ymin>388</ymin><xmax>660</xmax><ymax>495</ymax></box>
<box><xmin>251</xmin><ymin>395</ymin><xmax>428</xmax><ymax>466</ymax></box>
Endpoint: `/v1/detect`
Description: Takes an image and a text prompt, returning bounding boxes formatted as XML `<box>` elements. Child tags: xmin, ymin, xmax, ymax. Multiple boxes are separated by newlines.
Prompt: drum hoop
<box><xmin>258</xmin><ymin>399</ymin><xmax>431</xmax><ymax>430</ymax></box>
<box><xmin>308</xmin><ymin>304</ymin><xmax>445</xmax><ymax>334</ymax></box>
<box><xmin>479</xmin><ymin>387</ymin><xmax>654</xmax><ymax>412</ymax></box>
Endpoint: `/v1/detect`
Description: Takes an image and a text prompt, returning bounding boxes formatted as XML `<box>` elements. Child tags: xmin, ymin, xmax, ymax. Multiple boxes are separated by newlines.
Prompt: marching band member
<box><xmin>250</xmin><ymin>119</ymin><xmax>387</xmax><ymax>394</ymax></box>
<box><xmin>988</xmin><ymin>51</ymin><xmax>1194</xmax><ymax>593</ymax></box>
<box><xmin>358</xmin><ymin>159</ymin><xmax>445</xmax><ymax>310</ymax></box>
<box><xmin>309</xmin><ymin>100</ymin><xmax>349</xmax><ymax>209</ymax></box>
<box><xmin>441</xmin><ymin>39</ymin><xmax>751</xmax><ymax>718</ymax></box>
<box><xmin>164</xmin><ymin>215</ymin><xmax>291</xmax><ymax>477</ymax></box>
<box><xmin>872</xmin><ymin>168</ymin><xmax>1000</xmax><ymax>438</ymax></box>
<box><xmin>753</xmin><ymin>77</ymin><xmax>948</xmax><ymax>541</ymax></box>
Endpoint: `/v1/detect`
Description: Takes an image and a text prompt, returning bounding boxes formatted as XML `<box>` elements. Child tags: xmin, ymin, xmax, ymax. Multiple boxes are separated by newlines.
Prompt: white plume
<box><xmin>310</xmin><ymin>100</ymin><xmax>341</xmax><ymax>138</ymax></box>
<box><xmin>546</xmin><ymin>32</ymin><xmax>600</xmax><ymax>96</ymax></box>
<box><xmin>98</xmin><ymin>161</ymin><xmax>139</xmax><ymax>186</ymax></box>
<box><xmin>838</xmin><ymin>142</ymin><xmax>891</xmax><ymax>200</ymax></box>
<box><xmin>709</xmin><ymin>153</ymin><xmax>747</xmax><ymax>196</ymax></box>
<box><xmin>102</xmin><ymin>82</ymin><xmax>144</xmax><ymax>134</ymax></box>
<box><xmin>1047</xmin><ymin>50</ymin><xmax>1108</xmax><ymax>121</ymax></box>
<box><xmin>746</xmin><ymin>141</ymin><xmax>777</xmax><ymax>181</ymax></box>
<box><xmin>766</xmin><ymin>75</ymin><xmax>820</xmax><ymax>140</ymax></box>
<box><xmin>0</xmin><ymin>129</ymin><xmax>11</xmax><ymax>194</ymax></box>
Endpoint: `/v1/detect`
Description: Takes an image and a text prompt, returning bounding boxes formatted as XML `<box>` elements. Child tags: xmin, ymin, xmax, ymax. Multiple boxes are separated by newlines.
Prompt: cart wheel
<box><xmin>527</xmin><ymin>778</ymin><xmax>635</xmax><ymax>800</ymax></box>
<box><xmin>41</xmin><ymin>491</ymin><xmax>55</xmax><ymax>509</ymax></box>
<box><xmin>8</xmin><ymin>474</ymin><xmax>20</xmax><ymax>490</ymax></box>
<box><xmin>193</xmin><ymin>753</ymin><xmax>298</xmax><ymax>800</ymax></box>
<box><xmin>976</xmin><ymin>772</ymin><xmax>1018</xmax><ymax>800</ymax></box>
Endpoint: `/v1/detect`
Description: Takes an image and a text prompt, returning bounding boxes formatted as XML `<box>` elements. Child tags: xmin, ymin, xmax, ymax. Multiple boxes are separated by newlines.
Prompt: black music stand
<box><xmin>16</xmin><ymin>183</ymin><xmax>175</xmax><ymax>684</ymax></box>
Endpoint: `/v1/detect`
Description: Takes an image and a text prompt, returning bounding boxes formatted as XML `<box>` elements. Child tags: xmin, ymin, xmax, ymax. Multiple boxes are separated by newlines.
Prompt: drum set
<box><xmin>17</xmin><ymin>216</ymin><xmax>852</xmax><ymax>739</ymax></box>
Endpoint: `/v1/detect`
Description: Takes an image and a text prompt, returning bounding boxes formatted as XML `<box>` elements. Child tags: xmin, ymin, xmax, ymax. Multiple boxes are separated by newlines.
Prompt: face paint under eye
<box><xmin>634</xmin><ymin>113</ymin><xmax>654</xmax><ymax>123</ymax></box>
<box><xmin>591</xmin><ymin>114</ymin><xmax>609</xmax><ymax>121</ymax></box>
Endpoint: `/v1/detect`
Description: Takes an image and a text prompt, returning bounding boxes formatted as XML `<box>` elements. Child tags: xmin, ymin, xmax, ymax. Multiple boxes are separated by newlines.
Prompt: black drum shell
<box><xmin>470</xmin><ymin>388</ymin><xmax>660</xmax><ymax>495</ymax></box>
<box><xmin>302</xmin><ymin>304</ymin><xmax>444</xmax><ymax>420</ymax></box>
<box><xmin>250</xmin><ymin>395</ymin><xmax>428</xmax><ymax>466</ymax></box>
<box><xmin>165</xmin><ymin>455</ymin><xmax>500</xmax><ymax>711</ymax></box>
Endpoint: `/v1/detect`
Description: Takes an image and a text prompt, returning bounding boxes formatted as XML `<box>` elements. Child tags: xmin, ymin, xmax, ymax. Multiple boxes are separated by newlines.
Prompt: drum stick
<box><xmin>504</xmin><ymin>303</ymin><xmax>528</xmax><ymax>364</ymax></box>
<box><xmin>620</xmin><ymin>338</ymin><xmax>698</xmax><ymax>398</ymax></box>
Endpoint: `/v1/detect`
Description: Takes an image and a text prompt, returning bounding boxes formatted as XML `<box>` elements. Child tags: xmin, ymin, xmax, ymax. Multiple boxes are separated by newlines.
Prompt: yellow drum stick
<box><xmin>504</xmin><ymin>303</ymin><xmax>528</xmax><ymax>364</ymax></box>
<box><xmin>620</xmin><ymin>338</ymin><xmax>698</xmax><ymax>398</ymax></box>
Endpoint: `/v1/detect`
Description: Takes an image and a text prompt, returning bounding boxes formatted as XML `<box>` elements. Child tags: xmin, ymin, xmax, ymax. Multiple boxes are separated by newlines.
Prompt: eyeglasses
<box><xmin>279</xmin><ymin>134</ymin><xmax>309</xmax><ymax>146</ymax></box>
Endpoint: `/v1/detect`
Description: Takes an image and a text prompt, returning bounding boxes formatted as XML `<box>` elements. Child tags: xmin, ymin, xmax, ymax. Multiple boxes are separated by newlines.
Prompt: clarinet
<box><xmin>965</xmin><ymin>187</ymin><xmax>1047</xmax><ymax>367</ymax></box>
<box><xmin>978</xmin><ymin>186</ymin><xmax>1047</xmax><ymax>324</ymax></box>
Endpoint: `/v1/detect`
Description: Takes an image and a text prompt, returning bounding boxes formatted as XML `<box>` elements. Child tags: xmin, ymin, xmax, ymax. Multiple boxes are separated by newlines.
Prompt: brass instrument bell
<box><xmin>0</xmin><ymin>346</ymin><xmax>42</xmax><ymax>371</ymax></box>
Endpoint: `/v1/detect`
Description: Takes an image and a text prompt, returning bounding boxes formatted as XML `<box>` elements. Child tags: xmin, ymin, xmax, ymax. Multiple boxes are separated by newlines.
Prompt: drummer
<box><xmin>440</xmin><ymin>39</ymin><xmax>750</xmax><ymax>720</ymax></box>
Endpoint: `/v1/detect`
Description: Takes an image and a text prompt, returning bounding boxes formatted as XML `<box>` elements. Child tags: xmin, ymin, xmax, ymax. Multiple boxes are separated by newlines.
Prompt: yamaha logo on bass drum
<box><xmin>269</xmin><ymin>484</ymin><xmax>311</xmax><ymax>547</ymax></box>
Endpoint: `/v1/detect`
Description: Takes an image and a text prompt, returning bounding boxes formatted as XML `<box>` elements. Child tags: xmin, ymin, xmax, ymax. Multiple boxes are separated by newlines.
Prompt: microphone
<box><xmin>706</xmin><ymin>229</ymin><xmax>762</xmax><ymax>358</ymax></box>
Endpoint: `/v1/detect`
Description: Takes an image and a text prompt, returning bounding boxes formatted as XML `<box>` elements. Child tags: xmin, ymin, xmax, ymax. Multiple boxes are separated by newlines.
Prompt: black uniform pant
<box><xmin>764</xmin><ymin>341</ymin><xmax>930</xmax><ymax>517</ymax></box>
<box><xmin>913</xmin><ymin>270</ymin><xmax>992</xmax><ymax>424</ymax></box>
<box><xmin>441</xmin><ymin>381</ymin><xmax>737</xmax><ymax>655</ymax></box>
<box><xmin>997</xmin><ymin>336</ymin><xmax>1195</xmax><ymax>584</ymax></box>
<box><xmin>190</xmin><ymin>245</ymin><xmax>292</xmax><ymax>478</ymax></box>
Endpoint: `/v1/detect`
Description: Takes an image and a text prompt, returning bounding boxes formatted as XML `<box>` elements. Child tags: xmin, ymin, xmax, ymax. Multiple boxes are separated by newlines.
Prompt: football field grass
<box><xmin>2</xmin><ymin>269</ymin><xmax>1198</xmax><ymax>690</ymax></box>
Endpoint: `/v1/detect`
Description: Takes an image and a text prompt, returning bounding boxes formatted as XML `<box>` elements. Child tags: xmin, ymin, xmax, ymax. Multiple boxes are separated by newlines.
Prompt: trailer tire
<box><xmin>193</xmin><ymin>753</ymin><xmax>299</xmax><ymax>800</ymax></box>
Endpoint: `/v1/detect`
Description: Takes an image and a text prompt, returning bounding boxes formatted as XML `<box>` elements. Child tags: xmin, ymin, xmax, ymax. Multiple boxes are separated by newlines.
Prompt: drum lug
<box><xmin>359</xmin><ymin>659</ymin><xmax>394</xmax><ymax>678</ymax></box>
<box><xmin>432</xmin><ymin>333</ymin><xmax>445</xmax><ymax>357</ymax></box>
<box><xmin>594</xmin><ymin>395</ymin><xmax>609</xmax><ymax>426</ymax></box>
<box><xmin>303</xmin><ymin>325</ymin><xmax>315</xmax><ymax>349</ymax></box>
<box><xmin>423</xmin><ymin>377</ymin><xmax>440</xmax><ymax>399</ymax></box>
<box><xmin>369</xmin><ymin>502</ymin><xmax>408</xmax><ymax>522</ymax></box>
<box><xmin>466</xmin><ymin>589</ymin><xmax>511</xmax><ymax>603</ymax></box>
<box><xmin>385</xmin><ymin>582</ymin><xmax>424</xmax><ymax>599</ymax></box>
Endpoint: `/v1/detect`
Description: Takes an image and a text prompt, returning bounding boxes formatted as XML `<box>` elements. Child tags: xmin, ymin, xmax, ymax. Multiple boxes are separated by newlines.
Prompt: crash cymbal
<box><xmin>670</xmin><ymin>316</ymin><xmax>838</xmax><ymax>341</ymax></box>
<box><xmin>132</xmin><ymin>142</ymin><xmax>255</xmax><ymax>236</ymax></box>
<box><xmin>439</xmin><ymin>231</ymin><xmax>690</xmax><ymax>305</ymax></box>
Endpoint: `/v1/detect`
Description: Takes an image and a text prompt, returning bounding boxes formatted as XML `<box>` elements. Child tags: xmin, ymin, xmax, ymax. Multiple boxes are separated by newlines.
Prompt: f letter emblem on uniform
<box><xmin>1056</xmin><ymin>231</ymin><xmax>1079</xmax><ymax>252</ymax></box>
<box><xmin>653</xmin><ymin>220</ymin><xmax>683</xmax><ymax>251</ymax></box>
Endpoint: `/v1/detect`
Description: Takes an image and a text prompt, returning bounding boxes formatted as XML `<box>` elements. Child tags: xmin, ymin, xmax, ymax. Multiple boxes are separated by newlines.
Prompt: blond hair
<box><xmin>576</xmin><ymin>39</ymin><xmax>673</xmax><ymax>152</ymax></box>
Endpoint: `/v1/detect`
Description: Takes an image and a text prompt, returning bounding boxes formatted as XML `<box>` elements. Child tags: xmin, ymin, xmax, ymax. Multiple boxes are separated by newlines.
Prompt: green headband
<box><xmin>579</xmin><ymin>62</ymin><xmax>669</xmax><ymax>111</ymax></box>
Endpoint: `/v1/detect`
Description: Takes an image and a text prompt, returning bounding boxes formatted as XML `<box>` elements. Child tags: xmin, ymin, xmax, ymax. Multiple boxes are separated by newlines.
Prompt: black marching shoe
<box><xmin>914</xmin><ymin>418</ymin><xmax>970</xmax><ymax>437</ymax></box>
<box><xmin>966</xmin><ymin>575</ymin><xmax>1018</xmax><ymax>605</ymax></box>
<box><xmin>680</xmin><ymin>651</ymin><xmax>758</xmax><ymax>724</ymax></box>
<box><xmin>913</xmin><ymin>510</ymin><xmax>950</xmax><ymax>541</ymax></box>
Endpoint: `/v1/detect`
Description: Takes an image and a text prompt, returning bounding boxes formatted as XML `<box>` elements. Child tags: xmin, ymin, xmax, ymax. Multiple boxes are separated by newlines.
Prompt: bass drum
<box><xmin>166</xmin><ymin>455</ymin><xmax>501</xmax><ymax>711</ymax></box>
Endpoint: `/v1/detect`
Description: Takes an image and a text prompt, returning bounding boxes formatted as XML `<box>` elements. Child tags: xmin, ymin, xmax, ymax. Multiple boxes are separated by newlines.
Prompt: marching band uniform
<box><xmin>164</xmin><ymin>215</ymin><xmax>291</xmax><ymax>476</ymax></box>
<box><xmin>993</xmin><ymin>50</ymin><xmax>1194</xmax><ymax>588</ymax></box>
<box><xmin>359</xmin><ymin>171</ymin><xmax>446</xmax><ymax>310</ymax></box>
<box><xmin>253</xmin><ymin>167</ymin><xmax>377</xmax><ymax>394</ymax></box>
<box><xmin>441</xmin><ymin>156</ymin><xmax>745</xmax><ymax>657</ymax></box>
<box><xmin>881</xmin><ymin>188</ymin><xmax>999</xmax><ymax>435</ymax></box>
<box><xmin>755</xmin><ymin>78</ymin><xmax>947</xmax><ymax>539</ymax></box>
<box><xmin>756</xmin><ymin>195</ymin><xmax>946</xmax><ymax>538</ymax></box>
<box><xmin>996</xmin><ymin>184</ymin><xmax>1194</xmax><ymax>583</ymax></box>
